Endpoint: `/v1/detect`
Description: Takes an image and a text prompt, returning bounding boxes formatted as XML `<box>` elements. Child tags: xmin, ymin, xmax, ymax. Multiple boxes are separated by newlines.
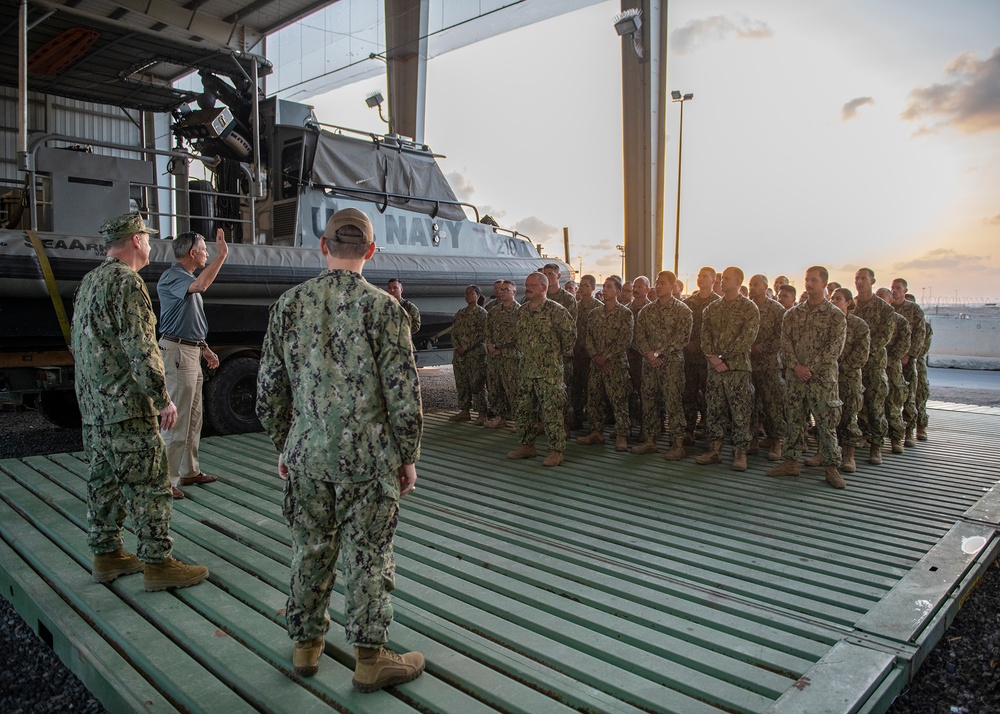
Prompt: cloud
<box><xmin>670</xmin><ymin>15</ymin><xmax>774</xmax><ymax>55</ymax></box>
<box><xmin>841</xmin><ymin>96</ymin><xmax>874</xmax><ymax>121</ymax></box>
<box><xmin>983</xmin><ymin>214</ymin><xmax>1000</xmax><ymax>225</ymax></box>
<box><xmin>893</xmin><ymin>248</ymin><xmax>992</xmax><ymax>272</ymax></box>
<box><xmin>445</xmin><ymin>171</ymin><xmax>475</xmax><ymax>201</ymax></box>
<box><xmin>512</xmin><ymin>215</ymin><xmax>560</xmax><ymax>241</ymax></box>
<box><xmin>901</xmin><ymin>47</ymin><xmax>1000</xmax><ymax>133</ymax></box>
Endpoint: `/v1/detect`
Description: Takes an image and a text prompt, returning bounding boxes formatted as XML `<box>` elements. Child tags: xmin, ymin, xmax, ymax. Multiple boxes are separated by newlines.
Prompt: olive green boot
<box><xmin>353</xmin><ymin>646</ymin><xmax>425</xmax><ymax>693</ymax></box>
<box><xmin>92</xmin><ymin>549</ymin><xmax>144</xmax><ymax>583</ymax></box>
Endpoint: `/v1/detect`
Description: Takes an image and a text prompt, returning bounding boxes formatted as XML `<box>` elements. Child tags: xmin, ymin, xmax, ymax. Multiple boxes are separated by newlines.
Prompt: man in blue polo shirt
<box><xmin>157</xmin><ymin>228</ymin><xmax>228</xmax><ymax>499</ymax></box>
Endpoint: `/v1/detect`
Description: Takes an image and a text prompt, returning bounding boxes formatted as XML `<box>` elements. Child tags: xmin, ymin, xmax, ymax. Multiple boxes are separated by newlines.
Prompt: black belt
<box><xmin>161</xmin><ymin>335</ymin><xmax>207</xmax><ymax>348</ymax></box>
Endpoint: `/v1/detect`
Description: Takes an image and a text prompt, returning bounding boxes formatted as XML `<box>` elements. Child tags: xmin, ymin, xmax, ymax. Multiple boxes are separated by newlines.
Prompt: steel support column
<box><xmin>619</xmin><ymin>0</ymin><xmax>667</xmax><ymax>280</ymax></box>
<box><xmin>385</xmin><ymin>0</ymin><xmax>428</xmax><ymax>143</ymax></box>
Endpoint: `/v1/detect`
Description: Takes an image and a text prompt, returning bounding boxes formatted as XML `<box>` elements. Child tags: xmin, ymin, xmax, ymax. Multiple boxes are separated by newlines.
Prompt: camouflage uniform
<box><xmin>585</xmin><ymin>303</ymin><xmax>634</xmax><ymax>437</ymax></box>
<box><xmin>751</xmin><ymin>297</ymin><xmax>787</xmax><ymax>443</ymax></box>
<box><xmin>514</xmin><ymin>299</ymin><xmax>576</xmax><ymax>452</ymax></box>
<box><xmin>572</xmin><ymin>295</ymin><xmax>603</xmax><ymax>420</ymax></box>
<box><xmin>486</xmin><ymin>301</ymin><xmax>521</xmax><ymax>420</ymax></box>
<box><xmin>549</xmin><ymin>288</ymin><xmax>578</xmax><ymax>424</ymax></box>
<box><xmin>780</xmin><ymin>300</ymin><xmax>847</xmax><ymax>464</ymax></box>
<box><xmin>701</xmin><ymin>296</ymin><xmax>760</xmax><ymax>449</ymax></box>
<box><xmin>683</xmin><ymin>292</ymin><xmax>721</xmax><ymax>432</ymax></box>
<box><xmin>627</xmin><ymin>297</ymin><xmax>652</xmax><ymax>428</ymax></box>
<box><xmin>852</xmin><ymin>295</ymin><xmax>896</xmax><ymax>446</ymax></box>
<box><xmin>884</xmin><ymin>312</ymin><xmax>911</xmax><ymax>442</ymax></box>
<box><xmin>400</xmin><ymin>298</ymin><xmax>421</xmax><ymax>336</ymax></box>
<box><xmin>256</xmin><ymin>268</ymin><xmax>422</xmax><ymax>646</ymax></box>
<box><xmin>452</xmin><ymin>304</ymin><xmax>488</xmax><ymax>413</ymax></box>
<box><xmin>837</xmin><ymin>314</ymin><xmax>871</xmax><ymax>447</ymax></box>
<box><xmin>894</xmin><ymin>300</ymin><xmax>926</xmax><ymax>428</ymax></box>
<box><xmin>636</xmin><ymin>298</ymin><xmax>693</xmax><ymax>441</ymax></box>
<box><xmin>71</xmin><ymin>256</ymin><xmax>173</xmax><ymax>562</ymax></box>
<box><xmin>916</xmin><ymin>320</ymin><xmax>933</xmax><ymax>429</ymax></box>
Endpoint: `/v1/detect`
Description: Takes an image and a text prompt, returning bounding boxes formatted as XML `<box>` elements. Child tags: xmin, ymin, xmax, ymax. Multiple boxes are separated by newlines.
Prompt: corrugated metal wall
<box><xmin>0</xmin><ymin>87</ymin><xmax>142</xmax><ymax>186</ymax></box>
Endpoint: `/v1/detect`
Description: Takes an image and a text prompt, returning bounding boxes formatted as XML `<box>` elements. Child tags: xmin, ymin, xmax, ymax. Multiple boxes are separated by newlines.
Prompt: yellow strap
<box><xmin>26</xmin><ymin>229</ymin><xmax>73</xmax><ymax>346</ymax></box>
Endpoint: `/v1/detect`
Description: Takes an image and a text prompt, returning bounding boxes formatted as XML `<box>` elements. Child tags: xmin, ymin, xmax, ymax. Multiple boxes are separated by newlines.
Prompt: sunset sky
<box><xmin>304</xmin><ymin>0</ymin><xmax>1000</xmax><ymax>303</ymax></box>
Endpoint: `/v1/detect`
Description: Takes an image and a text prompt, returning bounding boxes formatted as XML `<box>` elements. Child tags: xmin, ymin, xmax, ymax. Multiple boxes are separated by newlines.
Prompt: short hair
<box><xmin>827</xmin><ymin>281</ymin><xmax>841</xmax><ymax>292</ymax></box>
<box><xmin>527</xmin><ymin>271</ymin><xmax>548</xmax><ymax>288</ymax></box>
<box><xmin>779</xmin><ymin>284</ymin><xmax>797</xmax><ymax>300</ymax></box>
<box><xmin>857</xmin><ymin>267</ymin><xmax>876</xmax><ymax>280</ymax></box>
<box><xmin>725</xmin><ymin>266</ymin><xmax>745</xmax><ymax>284</ymax></box>
<box><xmin>657</xmin><ymin>270</ymin><xmax>677</xmax><ymax>283</ymax></box>
<box><xmin>833</xmin><ymin>287</ymin><xmax>855</xmax><ymax>310</ymax></box>
<box><xmin>542</xmin><ymin>262</ymin><xmax>561</xmax><ymax>273</ymax></box>
<box><xmin>581</xmin><ymin>274</ymin><xmax>596</xmax><ymax>285</ymax></box>
<box><xmin>493</xmin><ymin>279</ymin><xmax>503</xmax><ymax>285</ymax></box>
<box><xmin>751</xmin><ymin>273</ymin><xmax>768</xmax><ymax>286</ymax></box>
<box><xmin>893</xmin><ymin>277</ymin><xmax>908</xmax><ymax>289</ymax></box>
<box><xmin>632</xmin><ymin>275</ymin><xmax>650</xmax><ymax>287</ymax></box>
<box><xmin>323</xmin><ymin>232</ymin><xmax>370</xmax><ymax>259</ymax></box>
<box><xmin>904</xmin><ymin>293</ymin><xmax>916</xmax><ymax>303</ymax></box>
<box><xmin>172</xmin><ymin>231</ymin><xmax>204</xmax><ymax>259</ymax></box>
<box><xmin>501</xmin><ymin>280</ymin><xmax>517</xmax><ymax>291</ymax></box>
<box><xmin>699</xmin><ymin>266</ymin><xmax>716</xmax><ymax>278</ymax></box>
<box><xmin>605</xmin><ymin>275</ymin><xmax>623</xmax><ymax>291</ymax></box>
<box><xmin>105</xmin><ymin>234</ymin><xmax>134</xmax><ymax>251</ymax></box>
<box><xmin>806</xmin><ymin>265</ymin><xmax>829</xmax><ymax>283</ymax></box>
<box><xmin>388</xmin><ymin>278</ymin><xmax>401</xmax><ymax>287</ymax></box>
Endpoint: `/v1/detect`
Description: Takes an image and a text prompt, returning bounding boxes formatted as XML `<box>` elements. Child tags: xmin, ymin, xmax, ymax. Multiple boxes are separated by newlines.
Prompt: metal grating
<box><xmin>1</xmin><ymin>403</ymin><xmax>998</xmax><ymax>713</ymax></box>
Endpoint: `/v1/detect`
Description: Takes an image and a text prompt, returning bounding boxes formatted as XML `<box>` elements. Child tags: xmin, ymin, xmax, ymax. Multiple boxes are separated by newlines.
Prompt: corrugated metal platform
<box><xmin>2</xmin><ymin>401</ymin><xmax>999</xmax><ymax>713</ymax></box>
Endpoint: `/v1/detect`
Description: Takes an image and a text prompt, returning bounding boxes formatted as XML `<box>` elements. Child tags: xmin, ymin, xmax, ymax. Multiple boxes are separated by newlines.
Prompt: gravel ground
<box><xmin>1</xmin><ymin>369</ymin><xmax>998</xmax><ymax>713</ymax></box>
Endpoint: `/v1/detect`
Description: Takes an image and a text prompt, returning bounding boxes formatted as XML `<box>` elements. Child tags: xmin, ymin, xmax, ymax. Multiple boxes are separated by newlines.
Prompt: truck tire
<box><xmin>37</xmin><ymin>391</ymin><xmax>83</xmax><ymax>429</ymax></box>
<box><xmin>204</xmin><ymin>356</ymin><xmax>262</xmax><ymax>435</ymax></box>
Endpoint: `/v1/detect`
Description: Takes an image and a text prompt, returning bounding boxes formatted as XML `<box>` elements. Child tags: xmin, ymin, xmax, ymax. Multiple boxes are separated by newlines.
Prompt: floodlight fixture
<box><xmin>365</xmin><ymin>91</ymin><xmax>384</xmax><ymax>109</ymax></box>
<box><xmin>612</xmin><ymin>9</ymin><xmax>644</xmax><ymax>59</ymax></box>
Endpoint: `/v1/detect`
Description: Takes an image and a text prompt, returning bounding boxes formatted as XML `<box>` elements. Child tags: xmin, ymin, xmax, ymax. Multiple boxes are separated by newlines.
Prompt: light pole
<box><xmin>671</xmin><ymin>90</ymin><xmax>694</xmax><ymax>276</ymax></box>
<box><xmin>615</xmin><ymin>244</ymin><xmax>626</xmax><ymax>279</ymax></box>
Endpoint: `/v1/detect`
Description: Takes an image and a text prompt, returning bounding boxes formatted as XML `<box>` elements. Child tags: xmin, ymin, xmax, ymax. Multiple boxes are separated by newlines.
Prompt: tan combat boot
<box><xmin>632</xmin><ymin>438</ymin><xmax>657</xmax><ymax>455</ymax></box>
<box><xmin>917</xmin><ymin>425</ymin><xmax>928</xmax><ymax>441</ymax></box>
<box><xmin>767</xmin><ymin>438</ymin><xmax>783</xmax><ymax>462</ymax></box>
<box><xmin>352</xmin><ymin>646</ymin><xmax>425</xmax><ymax>693</ymax></box>
<box><xmin>904</xmin><ymin>425</ymin><xmax>916</xmax><ymax>447</ymax></box>
<box><xmin>143</xmin><ymin>556</ymin><xmax>209</xmax><ymax>592</ymax></box>
<box><xmin>841</xmin><ymin>445</ymin><xmax>857</xmax><ymax>473</ymax></box>
<box><xmin>767</xmin><ymin>459</ymin><xmax>801</xmax><ymax>477</ymax></box>
<box><xmin>890</xmin><ymin>438</ymin><xmax>904</xmax><ymax>454</ymax></box>
<box><xmin>448</xmin><ymin>410</ymin><xmax>470</xmax><ymax>422</ymax></box>
<box><xmin>576</xmin><ymin>431</ymin><xmax>604</xmax><ymax>445</ymax></box>
<box><xmin>747</xmin><ymin>437</ymin><xmax>760</xmax><ymax>455</ymax></box>
<box><xmin>292</xmin><ymin>636</ymin><xmax>324</xmax><ymax>677</ymax></box>
<box><xmin>615</xmin><ymin>435</ymin><xmax>628</xmax><ymax>452</ymax></box>
<box><xmin>869</xmin><ymin>443</ymin><xmax>883</xmax><ymax>465</ymax></box>
<box><xmin>694</xmin><ymin>440</ymin><xmax>722</xmax><ymax>465</ymax></box>
<box><xmin>542</xmin><ymin>450</ymin><xmax>564</xmax><ymax>467</ymax></box>
<box><xmin>804</xmin><ymin>451</ymin><xmax>822</xmax><ymax>467</ymax></box>
<box><xmin>825</xmin><ymin>466</ymin><xmax>846</xmax><ymax>489</ymax></box>
<box><xmin>474</xmin><ymin>412</ymin><xmax>489</xmax><ymax>426</ymax></box>
<box><xmin>92</xmin><ymin>549</ymin><xmax>144</xmax><ymax>583</ymax></box>
<box><xmin>663</xmin><ymin>437</ymin><xmax>686</xmax><ymax>461</ymax></box>
<box><xmin>506</xmin><ymin>444</ymin><xmax>537</xmax><ymax>459</ymax></box>
<box><xmin>732</xmin><ymin>448</ymin><xmax>748</xmax><ymax>472</ymax></box>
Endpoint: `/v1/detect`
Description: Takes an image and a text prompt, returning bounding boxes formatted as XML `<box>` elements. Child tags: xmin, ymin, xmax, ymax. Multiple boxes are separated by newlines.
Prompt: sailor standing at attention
<box><xmin>157</xmin><ymin>228</ymin><xmax>229</xmax><ymax>499</ymax></box>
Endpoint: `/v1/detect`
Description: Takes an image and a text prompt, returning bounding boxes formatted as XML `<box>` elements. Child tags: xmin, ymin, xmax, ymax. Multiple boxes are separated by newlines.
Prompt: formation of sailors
<box><xmin>446</xmin><ymin>263</ymin><xmax>933</xmax><ymax>488</ymax></box>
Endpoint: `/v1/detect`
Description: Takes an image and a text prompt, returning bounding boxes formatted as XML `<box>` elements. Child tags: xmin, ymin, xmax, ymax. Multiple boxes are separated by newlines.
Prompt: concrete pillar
<box><xmin>619</xmin><ymin>0</ymin><xmax>667</xmax><ymax>280</ymax></box>
<box><xmin>385</xmin><ymin>0</ymin><xmax>428</xmax><ymax>143</ymax></box>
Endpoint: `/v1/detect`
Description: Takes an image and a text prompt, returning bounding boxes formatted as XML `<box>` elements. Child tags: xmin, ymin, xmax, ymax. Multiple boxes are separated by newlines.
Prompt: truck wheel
<box><xmin>204</xmin><ymin>357</ymin><xmax>262</xmax><ymax>435</ymax></box>
<box><xmin>37</xmin><ymin>391</ymin><xmax>83</xmax><ymax>429</ymax></box>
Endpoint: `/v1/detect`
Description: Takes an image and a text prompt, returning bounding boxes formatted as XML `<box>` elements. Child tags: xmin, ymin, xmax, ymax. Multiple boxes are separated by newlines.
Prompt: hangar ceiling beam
<box><xmin>619</xmin><ymin>0</ymin><xmax>667</xmax><ymax>281</ymax></box>
<box><xmin>385</xmin><ymin>0</ymin><xmax>428</xmax><ymax>144</ymax></box>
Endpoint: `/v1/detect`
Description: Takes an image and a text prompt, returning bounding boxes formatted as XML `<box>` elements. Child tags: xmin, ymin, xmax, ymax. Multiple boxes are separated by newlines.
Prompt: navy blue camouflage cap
<box><xmin>99</xmin><ymin>211</ymin><xmax>159</xmax><ymax>242</ymax></box>
<box><xmin>323</xmin><ymin>207</ymin><xmax>374</xmax><ymax>245</ymax></box>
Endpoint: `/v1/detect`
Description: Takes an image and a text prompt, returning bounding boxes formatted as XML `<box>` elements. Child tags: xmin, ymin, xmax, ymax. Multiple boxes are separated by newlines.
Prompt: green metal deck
<box><xmin>2</xmin><ymin>401</ymin><xmax>999</xmax><ymax>713</ymax></box>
